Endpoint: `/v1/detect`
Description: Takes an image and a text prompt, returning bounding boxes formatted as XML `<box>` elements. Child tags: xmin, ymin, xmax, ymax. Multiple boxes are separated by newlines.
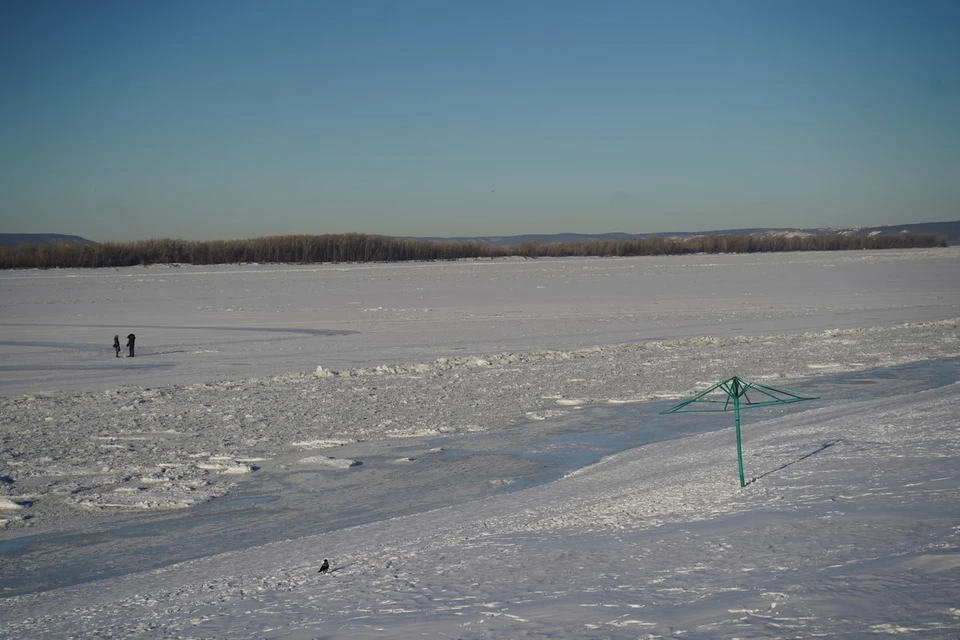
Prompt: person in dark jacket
<box><xmin>113</xmin><ymin>335</ymin><xmax>121</xmax><ymax>358</ymax></box>
<box><xmin>126</xmin><ymin>333</ymin><xmax>136</xmax><ymax>357</ymax></box>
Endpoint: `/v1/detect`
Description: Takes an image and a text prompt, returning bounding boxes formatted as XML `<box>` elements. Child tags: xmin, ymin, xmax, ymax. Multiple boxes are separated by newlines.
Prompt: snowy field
<box><xmin>1</xmin><ymin>248</ymin><xmax>959</xmax><ymax>639</ymax></box>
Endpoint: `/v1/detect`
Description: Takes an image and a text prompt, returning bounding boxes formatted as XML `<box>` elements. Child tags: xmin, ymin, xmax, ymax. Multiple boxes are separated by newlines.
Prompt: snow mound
<box><xmin>0</xmin><ymin>497</ymin><xmax>26</xmax><ymax>510</ymax></box>
<box><xmin>195</xmin><ymin>461</ymin><xmax>254</xmax><ymax>474</ymax></box>
<box><xmin>69</xmin><ymin>481</ymin><xmax>229</xmax><ymax>511</ymax></box>
<box><xmin>292</xmin><ymin>439</ymin><xmax>352</xmax><ymax>448</ymax></box>
<box><xmin>526</xmin><ymin>409</ymin><xmax>568</xmax><ymax>420</ymax></box>
<box><xmin>297</xmin><ymin>455</ymin><xmax>361</xmax><ymax>469</ymax></box>
<box><xmin>555</xmin><ymin>398</ymin><xmax>587</xmax><ymax>406</ymax></box>
<box><xmin>313</xmin><ymin>347</ymin><xmax>609</xmax><ymax>380</ymax></box>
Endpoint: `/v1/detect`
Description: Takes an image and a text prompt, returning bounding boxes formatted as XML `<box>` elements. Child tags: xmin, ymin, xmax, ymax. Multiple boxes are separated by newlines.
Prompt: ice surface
<box><xmin>1</xmin><ymin>248</ymin><xmax>959</xmax><ymax>638</ymax></box>
<box><xmin>2</xmin><ymin>249</ymin><xmax>958</xmax><ymax>396</ymax></box>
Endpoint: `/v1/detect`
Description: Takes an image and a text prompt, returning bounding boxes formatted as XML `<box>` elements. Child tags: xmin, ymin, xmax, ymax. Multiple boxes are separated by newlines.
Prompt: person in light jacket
<box><xmin>113</xmin><ymin>335</ymin><xmax>121</xmax><ymax>358</ymax></box>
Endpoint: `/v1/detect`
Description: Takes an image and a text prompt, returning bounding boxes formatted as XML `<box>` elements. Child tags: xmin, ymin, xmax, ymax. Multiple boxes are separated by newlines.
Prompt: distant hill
<box><xmin>0</xmin><ymin>233</ymin><xmax>93</xmax><ymax>248</ymax></box>
<box><xmin>846</xmin><ymin>220</ymin><xmax>960</xmax><ymax>245</ymax></box>
<box><xmin>412</xmin><ymin>220</ymin><xmax>960</xmax><ymax>247</ymax></box>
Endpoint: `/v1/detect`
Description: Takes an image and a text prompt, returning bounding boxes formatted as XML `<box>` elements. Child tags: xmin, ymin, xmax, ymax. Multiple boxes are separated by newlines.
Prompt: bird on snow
<box><xmin>318</xmin><ymin>559</ymin><xmax>330</xmax><ymax>574</ymax></box>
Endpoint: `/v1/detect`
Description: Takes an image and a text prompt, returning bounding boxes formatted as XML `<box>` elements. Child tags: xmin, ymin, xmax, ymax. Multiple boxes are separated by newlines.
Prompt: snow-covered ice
<box><xmin>1</xmin><ymin>248</ymin><xmax>959</xmax><ymax>638</ymax></box>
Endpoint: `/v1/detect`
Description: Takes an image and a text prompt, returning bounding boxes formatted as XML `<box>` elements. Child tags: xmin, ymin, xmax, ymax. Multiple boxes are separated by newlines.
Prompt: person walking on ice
<box><xmin>126</xmin><ymin>333</ymin><xmax>136</xmax><ymax>357</ymax></box>
<box><xmin>113</xmin><ymin>335</ymin><xmax>121</xmax><ymax>358</ymax></box>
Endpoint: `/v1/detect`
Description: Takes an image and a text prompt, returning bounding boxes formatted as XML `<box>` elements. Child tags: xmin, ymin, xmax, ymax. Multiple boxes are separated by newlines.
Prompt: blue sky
<box><xmin>2</xmin><ymin>0</ymin><xmax>958</xmax><ymax>241</ymax></box>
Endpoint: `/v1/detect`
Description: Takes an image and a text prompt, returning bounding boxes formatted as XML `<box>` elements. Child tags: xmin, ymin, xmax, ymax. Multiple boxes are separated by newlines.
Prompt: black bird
<box><xmin>318</xmin><ymin>559</ymin><xmax>330</xmax><ymax>574</ymax></box>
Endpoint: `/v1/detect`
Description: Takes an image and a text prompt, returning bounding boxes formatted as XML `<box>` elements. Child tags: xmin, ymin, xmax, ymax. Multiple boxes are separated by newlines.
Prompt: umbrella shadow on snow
<box><xmin>746</xmin><ymin>439</ymin><xmax>842</xmax><ymax>486</ymax></box>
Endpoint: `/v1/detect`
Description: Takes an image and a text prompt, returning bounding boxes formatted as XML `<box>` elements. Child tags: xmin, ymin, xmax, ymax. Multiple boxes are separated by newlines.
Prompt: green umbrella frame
<box><xmin>661</xmin><ymin>376</ymin><xmax>819</xmax><ymax>487</ymax></box>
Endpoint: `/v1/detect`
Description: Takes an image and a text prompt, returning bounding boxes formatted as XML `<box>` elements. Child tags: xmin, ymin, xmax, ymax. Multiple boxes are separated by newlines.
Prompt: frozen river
<box><xmin>1</xmin><ymin>249</ymin><xmax>959</xmax><ymax>639</ymax></box>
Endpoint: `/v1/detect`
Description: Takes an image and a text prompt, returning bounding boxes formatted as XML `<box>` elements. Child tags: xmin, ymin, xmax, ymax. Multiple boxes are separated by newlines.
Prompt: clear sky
<box><xmin>2</xmin><ymin>0</ymin><xmax>958</xmax><ymax>242</ymax></box>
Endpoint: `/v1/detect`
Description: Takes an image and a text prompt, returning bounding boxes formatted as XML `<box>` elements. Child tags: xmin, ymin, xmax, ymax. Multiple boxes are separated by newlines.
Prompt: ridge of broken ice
<box><xmin>1</xmin><ymin>317</ymin><xmax>957</xmax><ymax>531</ymax></box>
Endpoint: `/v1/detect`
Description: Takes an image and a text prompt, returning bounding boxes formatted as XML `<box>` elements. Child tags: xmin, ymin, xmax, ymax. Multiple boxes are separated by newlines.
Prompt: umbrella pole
<box><xmin>733</xmin><ymin>378</ymin><xmax>745</xmax><ymax>487</ymax></box>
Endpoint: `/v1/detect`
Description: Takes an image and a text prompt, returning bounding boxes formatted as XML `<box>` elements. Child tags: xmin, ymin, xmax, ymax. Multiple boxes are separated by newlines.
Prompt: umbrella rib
<box><xmin>661</xmin><ymin>376</ymin><xmax>818</xmax><ymax>414</ymax></box>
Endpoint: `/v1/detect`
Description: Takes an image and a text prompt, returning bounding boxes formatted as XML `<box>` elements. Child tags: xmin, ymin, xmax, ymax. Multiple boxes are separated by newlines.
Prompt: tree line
<box><xmin>0</xmin><ymin>231</ymin><xmax>947</xmax><ymax>269</ymax></box>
